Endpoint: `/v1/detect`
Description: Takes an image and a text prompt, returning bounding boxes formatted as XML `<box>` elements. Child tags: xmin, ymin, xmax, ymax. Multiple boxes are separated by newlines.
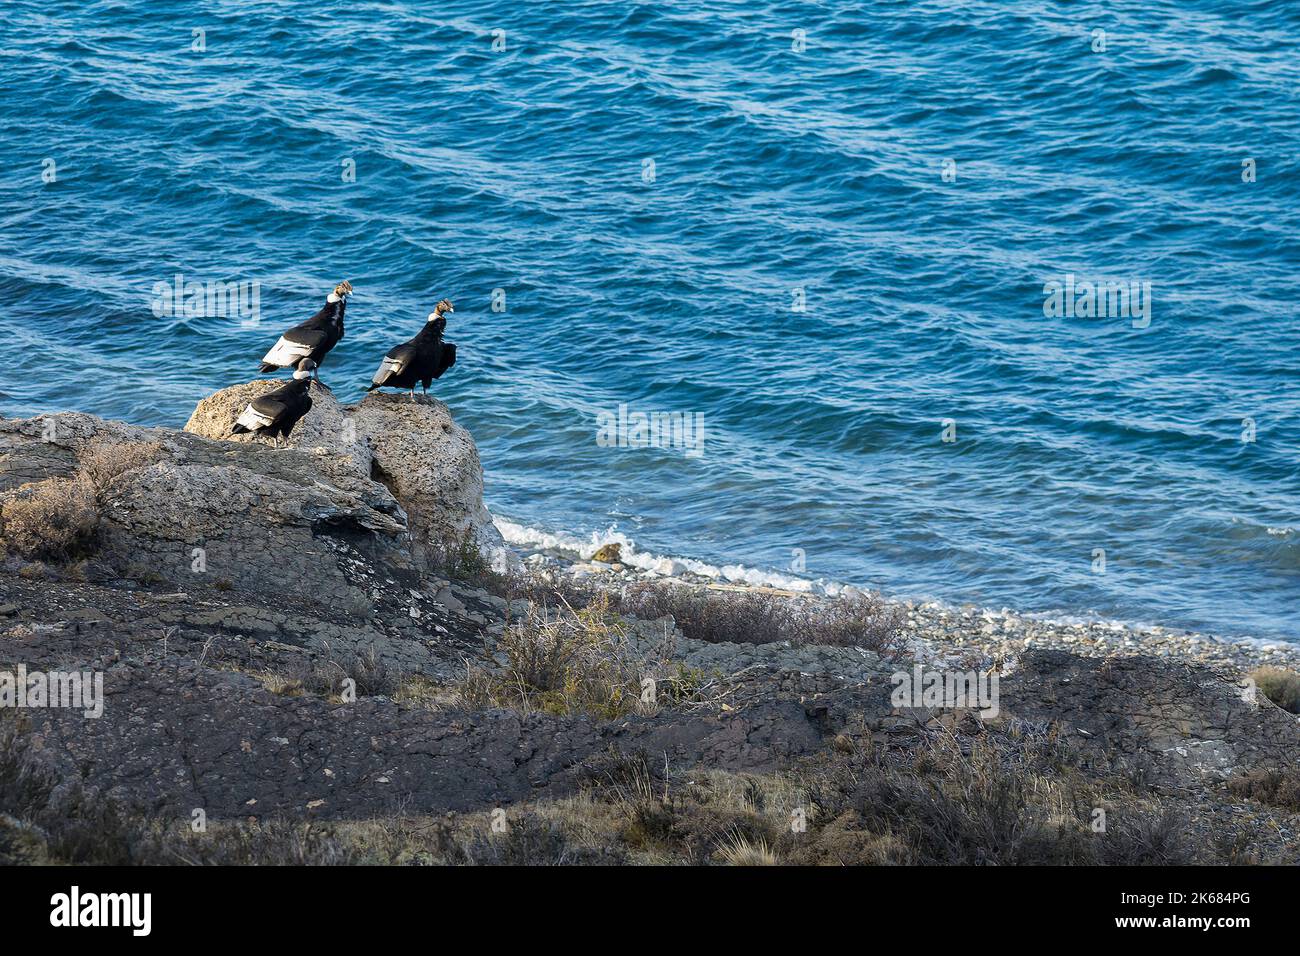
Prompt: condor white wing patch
<box><xmin>372</xmin><ymin>354</ymin><xmax>407</xmax><ymax>384</ymax></box>
<box><xmin>236</xmin><ymin>404</ymin><xmax>275</xmax><ymax>432</ymax></box>
<box><xmin>261</xmin><ymin>335</ymin><xmax>313</xmax><ymax>368</ymax></box>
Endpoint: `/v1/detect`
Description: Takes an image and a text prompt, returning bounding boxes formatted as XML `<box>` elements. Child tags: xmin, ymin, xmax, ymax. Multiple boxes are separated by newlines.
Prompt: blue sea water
<box><xmin>1</xmin><ymin>0</ymin><xmax>1298</xmax><ymax>640</ymax></box>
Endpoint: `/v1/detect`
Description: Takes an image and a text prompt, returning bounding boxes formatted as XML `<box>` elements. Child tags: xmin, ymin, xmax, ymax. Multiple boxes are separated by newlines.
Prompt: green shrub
<box><xmin>431</xmin><ymin>529</ymin><xmax>500</xmax><ymax>587</ymax></box>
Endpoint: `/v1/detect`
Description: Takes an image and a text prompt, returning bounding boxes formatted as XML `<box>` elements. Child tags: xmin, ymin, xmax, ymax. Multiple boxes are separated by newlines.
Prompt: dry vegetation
<box><xmin>430</xmin><ymin>524</ymin><xmax>905</xmax><ymax>657</ymax></box>
<box><xmin>0</xmin><ymin>477</ymin><xmax>99</xmax><ymax>563</ymax></box>
<box><xmin>616</xmin><ymin>581</ymin><xmax>904</xmax><ymax>654</ymax></box>
<box><xmin>1249</xmin><ymin>666</ymin><xmax>1300</xmax><ymax>714</ymax></box>
<box><xmin>549</xmin><ymin>724</ymin><xmax>1225</xmax><ymax>866</ymax></box>
<box><xmin>243</xmin><ymin>594</ymin><xmax>717</xmax><ymax>721</ymax></box>
<box><xmin>464</xmin><ymin>563</ymin><xmax>906</xmax><ymax>656</ymax></box>
<box><xmin>0</xmin><ymin>440</ymin><xmax>161</xmax><ymax>564</ymax></box>
<box><xmin>1227</xmin><ymin>769</ymin><xmax>1300</xmax><ymax>812</ymax></box>
<box><xmin>457</xmin><ymin>594</ymin><xmax>665</xmax><ymax>718</ymax></box>
<box><xmin>255</xmin><ymin>645</ymin><xmax>401</xmax><ymax>701</ymax></box>
<box><xmin>248</xmin><ymin>647</ymin><xmax>458</xmax><ymax>710</ymax></box>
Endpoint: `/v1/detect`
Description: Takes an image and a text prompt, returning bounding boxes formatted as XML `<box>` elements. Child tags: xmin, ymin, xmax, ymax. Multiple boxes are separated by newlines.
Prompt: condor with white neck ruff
<box><xmin>232</xmin><ymin>359</ymin><xmax>316</xmax><ymax>447</ymax></box>
<box><xmin>258</xmin><ymin>280</ymin><xmax>352</xmax><ymax>379</ymax></box>
<box><xmin>366</xmin><ymin>298</ymin><xmax>458</xmax><ymax>399</ymax></box>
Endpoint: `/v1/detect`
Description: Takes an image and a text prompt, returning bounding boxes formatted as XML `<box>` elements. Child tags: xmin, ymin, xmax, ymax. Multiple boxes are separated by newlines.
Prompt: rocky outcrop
<box><xmin>0</xmin><ymin>412</ymin><xmax>408</xmax><ymax>617</ymax></box>
<box><xmin>0</xmin><ymin>383</ymin><xmax>504</xmax><ymax>615</ymax></box>
<box><xmin>184</xmin><ymin>384</ymin><xmax>504</xmax><ymax>563</ymax></box>
<box><xmin>349</xmin><ymin>394</ymin><xmax>501</xmax><ymax>565</ymax></box>
<box><xmin>1000</xmin><ymin>651</ymin><xmax>1298</xmax><ymax>786</ymax></box>
<box><xmin>184</xmin><ymin>380</ymin><xmax>371</xmax><ymax>472</ymax></box>
<box><xmin>21</xmin><ymin>653</ymin><xmax>829</xmax><ymax>817</ymax></box>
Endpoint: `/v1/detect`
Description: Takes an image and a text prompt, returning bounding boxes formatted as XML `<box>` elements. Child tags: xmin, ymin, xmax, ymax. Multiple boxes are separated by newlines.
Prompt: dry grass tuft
<box><xmin>716</xmin><ymin>829</ymin><xmax>778</xmax><ymax>865</ymax></box>
<box><xmin>617</xmin><ymin>582</ymin><xmax>904</xmax><ymax>653</ymax></box>
<box><xmin>0</xmin><ymin>478</ymin><xmax>100</xmax><ymax>563</ymax></box>
<box><xmin>458</xmin><ymin>594</ymin><xmax>646</xmax><ymax>718</ymax></box>
<box><xmin>1249</xmin><ymin>666</ymin><xmax>1300</xmax><ymax>714</ymax></box>
<box><xmin>0</xmin><ymin>440</ymin><xmax>161</xmax><ymax>564</ymax></box>
<box><xmin>258</xmin><ymin>646</ymin><xmax>399</xmax><ymax>702</ymax></box>
<box><xmin>391</xmin><ymin>674</ymin><xmax>458</xmax><ymax>710</ymax></box>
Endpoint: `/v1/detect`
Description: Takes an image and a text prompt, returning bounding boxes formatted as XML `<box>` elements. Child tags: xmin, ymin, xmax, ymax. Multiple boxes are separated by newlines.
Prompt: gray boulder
<box><xmin>0</xmin><ymin>412</ymin><xmax>408</xmax><ymax>617</ymax></box>
<box><xmin>0</xmin><ymin>382</ymin><xmax>507</xmax><ymax>613</ymax></box>
<box><xmin>183</xmin><ymin>385</ymin><xmax>505</xmax><ymax>564</ymax></box>
<box><xmin>350</xmin><ymin>393</ymin><xmax>502</xmax><ymax>563</ymax></box>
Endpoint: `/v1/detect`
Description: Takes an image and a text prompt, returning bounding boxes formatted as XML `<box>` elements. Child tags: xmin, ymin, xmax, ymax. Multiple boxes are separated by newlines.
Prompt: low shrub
<box><xmin>0</xmin><ymin>477</ymin><xmax>100</xmax><ymax>562</ymax></box>
<box><xmin>475</xmin><ymin>569</ymin><xmax>903</xmax><ymax>655</ymax></box>
<box><xmin>458</xmin><ymin>595</ymin><xmax>644</xmax><ymax>719</ymax></box>
<box><xmin>617</xmin><ymin>582</ymin><xmax>903</xmax><ymax>654</ymax></box>
<box><xmin>1249</xmin><ymin>666</ymin><xmax>1300</xmax><ymax>714</ymax></box>
<box><xmin>164</xmin><ymin>819</ymin><xmax>357</xmax><ymax>866</ymax></box>
<box><xmin>793</xmin><ymin>727</ymin><xmax>1202</xmax><ymax>866</ymax></box>
<box><xmin>0</xmin><ymin>716</ymin><xmax>144</xmax><ymax>865</ymax></box>
<box><xmin>1227</xmin><ymin>770</ymin><xmax>1300</xmax><ymax>812</ymax></box>
<box><xmin>430</xmin><ymin>529</ymin><xmax>504</xmax><ymax>589</ymax></box>
<box><xmin>450</xmin><ymin>814</ymin><xmax>626</xmax><ymax>866</ymax></box>
<box><xmin>0</xmin><ymin>440</ymin><xmax>161</xmax><ymax>564</ymax></box>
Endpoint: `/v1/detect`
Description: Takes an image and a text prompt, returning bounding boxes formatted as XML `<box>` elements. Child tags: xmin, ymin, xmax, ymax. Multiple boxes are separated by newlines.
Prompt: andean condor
<box><xmin>367</xmin><ymin>298</ymin><xmax>458</xmax><ymax>399</ymax></box>
<box><xmin>259</xmin><ymin>280</ymin><xmax>353</xmax><ymax>379</ymax></box>
<box><xmin>232</xmin><ymin>359</ymin><xmax>316</xmax><ymax>447</ymax></box>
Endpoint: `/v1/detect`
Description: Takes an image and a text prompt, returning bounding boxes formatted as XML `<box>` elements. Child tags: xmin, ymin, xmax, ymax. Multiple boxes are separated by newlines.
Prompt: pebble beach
<box><xmin>515</xmin><ymin>540</ymin><xmax>1300</xmax><ymax>678</ymax></box>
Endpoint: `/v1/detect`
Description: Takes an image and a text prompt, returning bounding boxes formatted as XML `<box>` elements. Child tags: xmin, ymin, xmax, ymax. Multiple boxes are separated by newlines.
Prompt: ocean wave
<box><xmin>494</xmin><ymin>514</ymin><xmax>1292</xmax><ymax>650</ymax></box>
<box><xmin>495</xmin><ymin>517</ymin><xmax>845</xmax><ymax>595</ymax></box>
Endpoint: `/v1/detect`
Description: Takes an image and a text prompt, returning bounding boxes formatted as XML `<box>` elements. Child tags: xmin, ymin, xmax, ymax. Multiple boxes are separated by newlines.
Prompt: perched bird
<box><xmin>232</xmin><ymin>359</ymin><xmax>316</xmax><ymax>447</ymax></box>
<box><xmin>259</xmin><ymin>280</ymin><xmax>353</xmax><ymax>379</ymax></box>
<box><xmin>366</xmin><ymin>299</ymin><xmax>457</xmax><ymax>399</ymax></box>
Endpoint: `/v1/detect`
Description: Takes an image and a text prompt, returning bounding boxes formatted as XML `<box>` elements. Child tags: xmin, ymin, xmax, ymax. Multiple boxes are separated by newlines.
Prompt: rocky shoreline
<box><xmin>1</xmin><ymin>387</ymin><xmax>1297</xmax><ymax>865</ymax></box>
<box><xmin>515</xmin><ymin>542</ymin><xmax>1300</xmax><ymax>677</ymax></box>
